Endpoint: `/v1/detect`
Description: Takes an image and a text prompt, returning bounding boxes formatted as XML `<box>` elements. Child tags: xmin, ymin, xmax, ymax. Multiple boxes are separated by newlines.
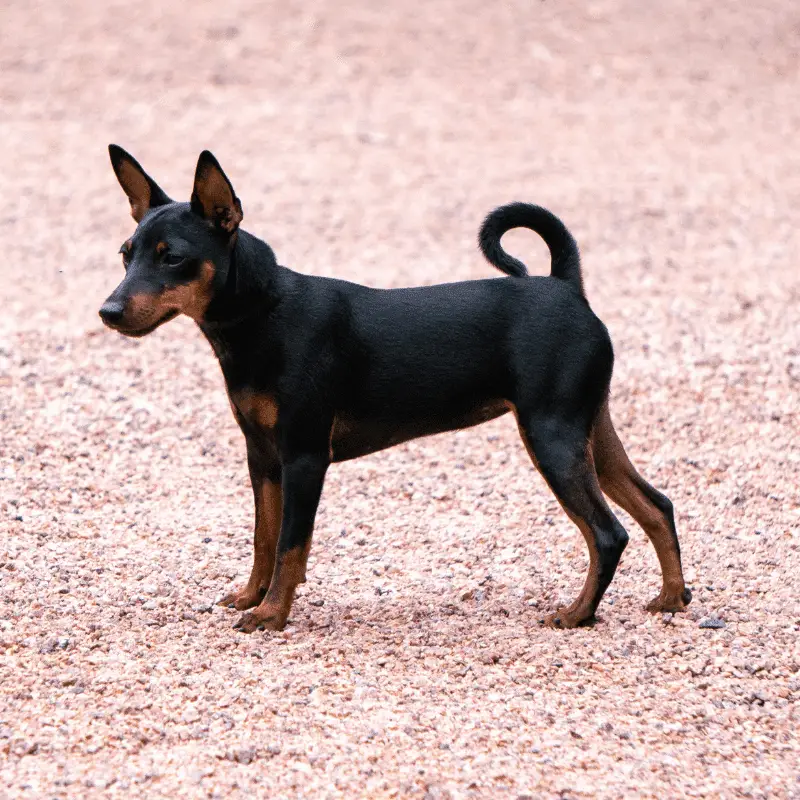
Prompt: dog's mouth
<box><xmin>105</xmin><ymin>309</ymin><xmax>180</xmax><ymax>337</ymax></box>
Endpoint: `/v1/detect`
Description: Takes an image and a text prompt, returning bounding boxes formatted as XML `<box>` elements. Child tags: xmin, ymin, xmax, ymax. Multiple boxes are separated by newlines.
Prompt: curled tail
<box><xmin>478</xmin><ymin>202</ymin><xmax>584</xmax><ymax>296</ymax></box>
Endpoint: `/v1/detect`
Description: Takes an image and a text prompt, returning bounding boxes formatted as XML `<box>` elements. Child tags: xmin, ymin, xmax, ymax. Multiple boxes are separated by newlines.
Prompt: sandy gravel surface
<box><xmin>2</xmin><ymin>1</ymin><xmax>799</xmax><ymax>797</ymax></box>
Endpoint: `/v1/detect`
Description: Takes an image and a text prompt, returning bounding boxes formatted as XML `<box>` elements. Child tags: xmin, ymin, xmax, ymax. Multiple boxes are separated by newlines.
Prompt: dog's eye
<box><xmin>163</xmin><ymin>254</ymin><xmax>185</xmax><ymax>267</ymax></box>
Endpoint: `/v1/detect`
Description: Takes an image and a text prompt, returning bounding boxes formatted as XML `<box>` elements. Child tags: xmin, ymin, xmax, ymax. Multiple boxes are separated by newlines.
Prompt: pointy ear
<box><xmin>108</xmin><ymin>145</ymin><xmax>172</xmax><ymax>223</ymax></box>
<box><xmin>190</xmin><ymin>150</ymin><xmax>243</xmax><ymax>234</ymax></box>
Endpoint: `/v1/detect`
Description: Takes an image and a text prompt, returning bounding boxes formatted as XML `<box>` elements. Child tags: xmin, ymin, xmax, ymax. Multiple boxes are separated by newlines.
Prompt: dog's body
<box><xmin>100</xmin><ymin>147</ymin><xmax>690</xmax><ymax>632</ymax></box>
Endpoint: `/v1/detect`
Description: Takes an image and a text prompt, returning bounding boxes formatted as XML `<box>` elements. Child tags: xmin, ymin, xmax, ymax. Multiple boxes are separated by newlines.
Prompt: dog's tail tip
<box><xmin>478</xmin><ymin>202</ymin><xmax>584</xmax><ymax>295</ymax></box>
<box><xmin>478</xmin><ymin>208</ymin><xmax>529</xmax><ymax>278</ymax></box>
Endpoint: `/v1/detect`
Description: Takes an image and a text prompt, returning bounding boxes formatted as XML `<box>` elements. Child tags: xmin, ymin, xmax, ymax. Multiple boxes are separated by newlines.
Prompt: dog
<box><xmin>99</xmin><ymin>145</ymin><xmax>691</xmax><ymax>633</ymax></box>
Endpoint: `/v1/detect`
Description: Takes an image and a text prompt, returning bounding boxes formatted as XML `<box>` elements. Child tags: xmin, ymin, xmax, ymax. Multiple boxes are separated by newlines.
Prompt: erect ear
<box><xmin>108</xmin><ymin>144</ymin><xmax>173</xmax><ymax>223</ymax></box>
<box><xmin>190</xmin><ymin>150</ymin><xmax>243</xmax><ymax>234</ymax></box>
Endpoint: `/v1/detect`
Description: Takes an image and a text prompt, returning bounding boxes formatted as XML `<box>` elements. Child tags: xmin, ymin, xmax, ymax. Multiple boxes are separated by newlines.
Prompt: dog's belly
<box><xmin>330</xmin><ymin>399</ymin><xmax>511</xmax><ymax>462</ymax></box>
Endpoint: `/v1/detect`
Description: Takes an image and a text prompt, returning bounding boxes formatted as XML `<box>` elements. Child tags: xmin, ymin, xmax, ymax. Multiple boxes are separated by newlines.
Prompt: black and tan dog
<box><xmin>99</xmin><ymin>146</ymin><xmax>691</xmax><ymax>633</ymax></box>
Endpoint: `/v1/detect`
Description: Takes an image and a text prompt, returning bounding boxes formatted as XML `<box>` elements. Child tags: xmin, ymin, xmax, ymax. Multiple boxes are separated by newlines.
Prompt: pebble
<box><xmin>231</xmin><ymin>747</ymin><xmax>256</xmax><ymax>765</ymax></box>
<box><xmin>699</xmin><ymin>618</ymin><xmax>726</xmax><ymax>630</ymax></box>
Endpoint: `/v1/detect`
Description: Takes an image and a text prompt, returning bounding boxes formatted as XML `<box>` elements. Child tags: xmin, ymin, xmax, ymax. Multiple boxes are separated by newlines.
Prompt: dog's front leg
<box><xmin>234</xmin><ymin>451</ymin><xmax>329</xmax><ymax>633</ymax></box>
<box><xmin>218</xmin><ymin>441</ymin><xmax>282</xmax><ymax>611</ymax></box>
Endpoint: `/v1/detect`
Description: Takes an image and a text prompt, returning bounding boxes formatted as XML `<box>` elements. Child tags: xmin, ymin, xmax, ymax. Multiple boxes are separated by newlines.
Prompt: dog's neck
<box><xmin>198</xmin><ymin>229</ymin><xmax>291</xmax><ymax>372</ymax></box>
<box><xmin>201</xmin><ymin>230</ymin><xmax>285</xmax><ymax>326</ymax></box>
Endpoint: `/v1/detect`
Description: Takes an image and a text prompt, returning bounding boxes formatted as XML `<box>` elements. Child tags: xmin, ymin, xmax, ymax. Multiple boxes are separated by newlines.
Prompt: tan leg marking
<box><xmin>234</xmin><ymin>543</ymin><xmax>311</xmax><ymax>633</ymax></box>
<box><xmin>512</xmin><ymin>405</ymin><xmax>612</xmax><ymax>628</ymax></box>
<box><xmin>592</xmin><ymin>402</ymin><xmax>689</xmax><ymax>613</ymax></box>
<box><xmin>218</xmin><ymin>481</ymin><xmax>282</xmax><ymax>610</ymax></box>
<box><xmin>229</xmin><ymin>390</ymin><xmax>279</xmax><ymax>429</ymax></box>
<box><xmin>539</xmin><ymin>513</ymin><xmax>600</xmax><ymax>628</ymax></box>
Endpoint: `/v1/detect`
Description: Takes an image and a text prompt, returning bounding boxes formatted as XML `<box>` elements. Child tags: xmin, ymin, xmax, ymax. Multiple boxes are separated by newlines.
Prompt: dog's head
<box><xmin>99</xmin><ymin>146</ymin><xmax>243</xmax><ymax>337</ymax></box>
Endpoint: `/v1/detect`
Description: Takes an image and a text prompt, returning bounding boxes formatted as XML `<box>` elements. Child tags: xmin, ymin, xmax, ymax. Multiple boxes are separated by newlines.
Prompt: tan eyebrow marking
<box><xmin>156</xmin><ymin>241</ymin><xmax>168</xmax><ymax>255</ymax></box>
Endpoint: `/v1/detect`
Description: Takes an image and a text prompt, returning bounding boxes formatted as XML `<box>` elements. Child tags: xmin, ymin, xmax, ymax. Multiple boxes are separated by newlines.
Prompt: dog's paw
<box><xmin>646</xmin><ymin>586</ymin><xmax>692</xmax><ymax>613</ymax></box>
<box><xmin>539</xmin><ymin>609</ymin><xmax>596</xmax><ymax>629</ymax></box>
<box><xmin>233</xmin><ymin>607</ymin><xmax>288</xmax><ymax>634</ymax></box>
<box><xmin>217</xmin><ymin>586</ymin><xmax>267</xmax><ymax>611</ymax></box>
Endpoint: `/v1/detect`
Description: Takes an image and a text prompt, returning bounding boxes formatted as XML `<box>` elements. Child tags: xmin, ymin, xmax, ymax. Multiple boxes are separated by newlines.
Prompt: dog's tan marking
<box><xmin>117</xmin><ymin>161</ymin><xmax>153</xmax><ymax>223</ymax></box>
<box><xmin>156</xmin><ymin>241</ymin><xmax>168</xmax><ymax>255</ymax></box>
<box><xmin>544</xmin><ymin>505</ymin><xmax>602</xmax><ymax>627</ymax></box>
<box><xmin>511</xmin><ymin>403</ymin><xmax>607</xmax><ymax>627</ymax></box>
<box><xmin>218</xmin><ymin>480</ymin><xmax>282</xmax><ymax>611</ymax></box>
<box><xmin>591</xmin><ymin>402</ymin><xmax>688</xmax><ymax>612</ymax></box>
<box><xmin>124</xmin><ymin>260</ymin><xmax>216</xmax><ymax>329</ymax></box>
<box><xmin>234</xmin><ymin>543</ymin><xmax>312</xmax><ymax>632</ymax></box>
<box><xmin>161</xmin><ymin>259</ymin><xmax>215</xmax><ymax>320</ymax></box>
<box><xmin>193</xmin><ymin>165</ymin><xmax>243</xmax><ymax>232</ymax></box>
<box><xmin>273</xmin><ymin>542</ymin><xmax>311</xmax><ymax>588</ymax></box>
<box><xmin>230</xmin><ymin>390</ymin><xmax>279</xmax><ymax>429</ymax></box>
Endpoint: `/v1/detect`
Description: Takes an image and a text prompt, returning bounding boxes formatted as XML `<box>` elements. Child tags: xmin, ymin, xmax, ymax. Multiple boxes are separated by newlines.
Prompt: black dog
<box><xmin>100</xmin><ymin>146</ymin><xmax>691</xmax><ymax>632</ymax></box>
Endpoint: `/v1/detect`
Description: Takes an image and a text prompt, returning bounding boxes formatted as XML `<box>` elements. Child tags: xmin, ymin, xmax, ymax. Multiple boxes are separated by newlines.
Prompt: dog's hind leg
<box><xmin>591</xmin><ymin>402</ymin><xmax>691</xmax><ymax>613</ymax></box>
<box><xmin>518</xmin><ymin>413</ymin><xmax>629</xmax><ymax>628</ymax></box>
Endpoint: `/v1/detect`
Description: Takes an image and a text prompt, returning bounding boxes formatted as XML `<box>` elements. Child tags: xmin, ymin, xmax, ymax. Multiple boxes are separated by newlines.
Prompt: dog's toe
<box><xmin>646</xmin><ymin>586</ymin><xmax>692</xmax><ymax>613</ymax></box>
<box><xmin>218</xmin><ymin>586</ymin><xmax>266</xmax><ymax>611</ymax></box>
<box><xmin>233</xmin><ymin>612</ymin><xmax>263</xmax><ymax>634</ymax></box>
<box><xmin>541</xmin><ymin>609</ymin><xmax>595</xmax><ymax>629</ymax></box>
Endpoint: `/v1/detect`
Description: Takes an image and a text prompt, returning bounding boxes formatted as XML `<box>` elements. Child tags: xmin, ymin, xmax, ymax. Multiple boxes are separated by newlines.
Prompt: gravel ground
<box><xmin>2</xmin><ymin>1</ymin><xmax>799</xmax><ymax>797</ymax></box>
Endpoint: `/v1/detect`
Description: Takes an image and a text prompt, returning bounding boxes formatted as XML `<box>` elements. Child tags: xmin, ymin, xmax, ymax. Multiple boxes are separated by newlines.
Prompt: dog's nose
<box><xmin>99</xmin><ymin>300</ymin><xmax>125</xmax><ymax>325</ymax></box>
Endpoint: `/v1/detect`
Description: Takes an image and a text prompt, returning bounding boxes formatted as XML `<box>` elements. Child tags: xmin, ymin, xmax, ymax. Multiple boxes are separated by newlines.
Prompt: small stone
<box><xmin>661</xmin><ymin>612</ymin><xmax>674</xmax><ymax>625</ymax></box>
<box><xmin>699</xmin><ymin>618</ymin><xmax>725</xmax><ymax>629</ymax></box>
<box><xmin>233</xmin><ymin>747</ymin><xmax>256</xmax><ymax>764</ymax></box>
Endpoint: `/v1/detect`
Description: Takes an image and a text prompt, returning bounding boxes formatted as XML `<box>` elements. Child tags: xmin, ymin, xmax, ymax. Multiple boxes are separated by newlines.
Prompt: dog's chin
<box><xmin>106</xmin><ymin>309</ymin><xmax>180</xmax><ymax>338</ymax></box>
